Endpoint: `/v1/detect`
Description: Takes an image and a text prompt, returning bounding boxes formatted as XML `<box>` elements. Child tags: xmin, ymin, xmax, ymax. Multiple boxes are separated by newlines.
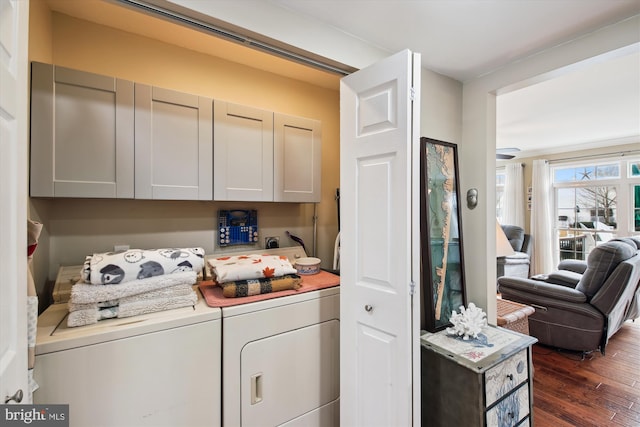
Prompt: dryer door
<box><xmin>241</xmin><ymin>320</ymin><xmax>339</xmax><ymax>426</ymax></box>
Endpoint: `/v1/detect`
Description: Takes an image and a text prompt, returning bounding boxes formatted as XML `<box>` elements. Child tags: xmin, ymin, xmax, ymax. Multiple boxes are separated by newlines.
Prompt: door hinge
<box><xmin>410</xmin><ymin>87</ymin><xmax>416</xmax><ymax>102</ymax></box>
<box><xmin>410</xmin><ymin>281</ymin><xmax>416</xmax><ymax>295</ymax></box>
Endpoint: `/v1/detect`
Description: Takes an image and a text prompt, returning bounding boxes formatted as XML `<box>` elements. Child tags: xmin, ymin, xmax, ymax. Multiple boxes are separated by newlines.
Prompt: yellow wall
<box><xmin>28</xmin><ymin>3</ymin><xmax>341</xmax><ymax>302</ymax></box>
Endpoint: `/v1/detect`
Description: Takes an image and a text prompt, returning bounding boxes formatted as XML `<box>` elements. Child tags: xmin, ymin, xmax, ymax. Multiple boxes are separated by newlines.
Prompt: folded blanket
<box><xmin>70</xmin><ymin>271</ymin><xmax>197</xmax><ymax>304</ymax></box>
<box><xmin>68</xmin><ymin>283</ymin><xmax>195</xmax><ymax>312</ymax></box>
<box><xmin>67</xmin><ymin>287</ymin><xmax>198</xmax><ymax>328</ymax></box>
<box><xmin>81</xmin><ymin>247</ymin><xmax>205</xmax><ymax>285</ymax></box>
<box><xmin>208</xmin><ymin>254</ymin><xmax>297</xmax><ymax>283</ymax></box>
<box><xmin>219</xmin><ymin>274</ymin><xmax>302</xmax><ymax>298</ymax></box>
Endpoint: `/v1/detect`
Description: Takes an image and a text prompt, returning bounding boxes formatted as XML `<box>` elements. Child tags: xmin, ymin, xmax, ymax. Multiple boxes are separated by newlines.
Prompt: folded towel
<box><xmin>81</xmin><ymin>247</ymin><xmax>205</xmax><ymax>285</ymax></box>
<box><xmin>219</xmin><ymin>274</ymin><xmax>302</xmax><ymax>298</ymax></box>
<box><xmin>68</xmin><ymin>283</ymin><xmax>195</xmax><ymax>312</ymax></box>
<box><xmin>67</xmin><ymin>287</ymin><xmax>198</xmax><ymax>327</ymax></box>
<box><xmin>70</xmin><ymin>271</ymin><xmax>197</xmax><ymax>304</ymax></box>
<box><xmin>208</xmin><ymin>254</ymin><xmax>297</xmax><ymax>283</ymax></box>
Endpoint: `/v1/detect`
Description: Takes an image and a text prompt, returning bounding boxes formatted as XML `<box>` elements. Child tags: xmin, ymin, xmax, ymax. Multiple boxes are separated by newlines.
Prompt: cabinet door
<box><xmin>213</xmin><ymin>101</ymin><xmax>273</xmax><ymax>201</ymax></box>
<box><xmin>30</xmin><ymin>62</ymin><xmax>134</xmax><ymax>198</ymax></box>
<box><xmin>135</xmin><ymin>85</ymin><xmax>213</xmax><ymax>200</ymax></box>
<box><xmin>274</xmin><ymin>114</ymin><xmax>321</xmax><ymax>202</ymax></box>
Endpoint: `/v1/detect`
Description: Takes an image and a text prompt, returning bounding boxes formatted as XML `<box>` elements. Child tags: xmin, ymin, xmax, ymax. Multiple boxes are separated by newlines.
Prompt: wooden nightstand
<box><xmin>421</xmin><ymin>325</ymin><xmax>537</xmax><ymax>426</ymax></box>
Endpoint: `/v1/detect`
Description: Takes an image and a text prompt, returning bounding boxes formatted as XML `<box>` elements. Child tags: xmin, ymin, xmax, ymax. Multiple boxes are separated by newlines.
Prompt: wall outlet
<box><xmin>114</xmin><ymin>244</ymin><xmax>130</xmax><ymax>252</ymax></box>
<box><xmin>265</xmin><ymin>237</ymin><xmax>279</xmax><ymax>249</ymax></box>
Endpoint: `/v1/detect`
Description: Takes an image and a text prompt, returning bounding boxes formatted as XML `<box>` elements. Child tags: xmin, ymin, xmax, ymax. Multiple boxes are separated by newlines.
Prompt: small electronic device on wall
<box><xmin>218</xmin><ymin>209</ymin><xmax>259</xmax><ymax>246</ymax></box>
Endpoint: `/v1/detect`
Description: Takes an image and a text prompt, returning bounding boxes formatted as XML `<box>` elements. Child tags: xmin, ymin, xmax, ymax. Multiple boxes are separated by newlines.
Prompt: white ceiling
<box><xmin>268</xmin><ymin>0</ymin><xmax>640</xmax><ymax>157</ymax></box>
<box><xmin>47</xmin><ymin>0</ymin><xmax>640</xmax><ymax>158</ymax></box>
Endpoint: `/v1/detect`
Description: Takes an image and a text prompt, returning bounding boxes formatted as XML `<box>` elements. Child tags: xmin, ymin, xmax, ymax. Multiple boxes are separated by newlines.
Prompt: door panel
<box><xmin>0</xmin><ymin>0</ymin><xmax>28</xmax><ymax>404</ymax></box>
<box><xmin>241</xmin><ymin>320</ymin><xmax>339</xmax><ymax>427</ymax></box>
<box><xmin>340</xmin><ymin>49</ymin><xmax>421</xmax><ymax>426</ymax></box>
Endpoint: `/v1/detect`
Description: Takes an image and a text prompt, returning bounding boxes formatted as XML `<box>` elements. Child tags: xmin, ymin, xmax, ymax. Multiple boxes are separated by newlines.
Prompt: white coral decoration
<box><xmin>445</xmin><ymin>302</ymin><xmax>487</xmax><ymax>340</ymax></box>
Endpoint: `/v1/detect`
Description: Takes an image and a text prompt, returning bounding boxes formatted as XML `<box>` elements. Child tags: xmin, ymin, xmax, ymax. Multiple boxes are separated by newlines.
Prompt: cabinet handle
<box><xmin>508</xmin><ymin>412</ymin><xmax>515</xmax><ymax>419</ymax></box>
<box><xmin>251</xmin><ymin>373</ymin><xmax>263</xmax><ymax>405</ymax></box>
<box><xmin>4</xmin><ymin>389</ymin><xmax>23</xmax><ymax>404</ymax></box>
<box><xmin>364</xmin><ymin>304</ymin><xmax>373</xmax><ymax>312</ymax></box>
<box><xmin>506</xmin><ymin>373</ymin><xmax>514</xmax><ymax>381</ymax></box>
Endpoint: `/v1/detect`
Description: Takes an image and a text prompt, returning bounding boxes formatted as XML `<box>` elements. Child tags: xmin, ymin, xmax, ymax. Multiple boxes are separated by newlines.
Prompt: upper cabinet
<box><xmin>213</xmin><ymin>101</ymin><xmax>274</xmax><ymax>201</ymax></box>
<box><xmin>30</xmin><ymin>62</ymin><xmax>135</xmax><ymax>198</ymax></box>
<box><xmin>30</xmin><ymin>63</ymin><xmax>321</xmax><ymax>203</ymax></box>
<box><xmin>214</xmin><ymin>103</ymin><xmax>322</xmax><ymax>203</ymax></box>
<box><xmin>274</xmin><ymin>114</ymin><xmax>321</xmax><ymax>203</ymax></box>
<box><xmin>135</xmin><ymin>85</ymin><xmax>212</xmax><ymax>200</ymax></box>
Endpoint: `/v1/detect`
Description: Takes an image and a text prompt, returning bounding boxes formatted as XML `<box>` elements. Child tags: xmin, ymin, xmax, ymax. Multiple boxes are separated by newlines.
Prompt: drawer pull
<box><xmin>364</xmin><ymin>304</ymin><xmax>373</xmax><ymax>312</ymax></box>
<box><xmin>506</xmin><ymin>373</ymin><xmax>514</xmax><ymax>381</ymax></box>
<box><xmin>508</xmin><ymin>412</ymin><xmax>515</xmax><ymax>419</ymax></box>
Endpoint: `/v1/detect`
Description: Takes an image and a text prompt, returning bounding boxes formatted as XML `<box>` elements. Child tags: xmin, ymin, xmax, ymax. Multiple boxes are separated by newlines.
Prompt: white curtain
<box><xmin>530</xmin><ymin>160</ymin><xmax>556</xmax><ymax>275</ymax></box>
<box><xmin>503</xmin><ymin>163</ymin><xmax>525</xmax><ymax>227</ymax></box>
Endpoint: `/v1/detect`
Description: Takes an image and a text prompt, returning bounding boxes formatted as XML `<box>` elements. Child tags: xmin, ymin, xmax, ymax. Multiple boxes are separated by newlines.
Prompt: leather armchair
<box><xmin>498</xmin><ymin>238</ymin><xmax>640</xmax><ymax>354</ymax></box>
<box><xmin>497</xmin><ymin>225</ymin><xmax>532</xmax><ymax>279</ymax></box>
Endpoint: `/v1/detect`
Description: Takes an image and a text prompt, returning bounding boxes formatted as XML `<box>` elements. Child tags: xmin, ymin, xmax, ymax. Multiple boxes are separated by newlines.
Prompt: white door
<box><xmin>340</xmin><ymin>49</ymin><xmax>421</xmax><ymax>426</ymax></box>
<box><xmin>0</xmin><ymin>0</ymin><xmax>29</xmax><ymax>404</ymax></box>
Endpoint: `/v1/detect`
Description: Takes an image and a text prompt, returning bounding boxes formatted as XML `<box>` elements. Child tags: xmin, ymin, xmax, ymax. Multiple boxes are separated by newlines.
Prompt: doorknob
<box><xmin>5</xmin><ymin>389</ymin><xmax>23</xmax><ymax>403</ymax></box>
<box><xmin>364</xmin><ymin>304</ymin><xmax>373</xmax><ymax>312</ymax></box>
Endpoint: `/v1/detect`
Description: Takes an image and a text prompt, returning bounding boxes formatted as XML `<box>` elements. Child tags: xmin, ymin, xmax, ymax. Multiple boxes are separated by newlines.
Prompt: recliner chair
<box><xmin>497</xmin><ymin>225</ymin><xmax>532</xmax><ymax>278</ymax></box>
<box><xmin>497</xmin><ymin>238</ymin><xmax>640</xmax><ymax>354</ymax></box>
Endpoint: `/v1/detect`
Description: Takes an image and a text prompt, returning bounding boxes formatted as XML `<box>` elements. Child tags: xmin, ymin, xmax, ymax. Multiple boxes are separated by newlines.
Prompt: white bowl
<box><xmin>295</xmin><ymin>257</ymin><xmax>321</xmax><ymax>275</ymax></box>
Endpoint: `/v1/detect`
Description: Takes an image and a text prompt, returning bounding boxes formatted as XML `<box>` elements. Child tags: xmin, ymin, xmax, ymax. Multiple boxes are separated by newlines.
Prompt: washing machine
<box><xmin>204</xmin><ymin>246</ymin><xmax>340</xmax><ymax>427</ymax></box>
<box><xmin>33</xmin><ymin>287</ymin><xmax>221</xmax><ymax>427</ymax></box>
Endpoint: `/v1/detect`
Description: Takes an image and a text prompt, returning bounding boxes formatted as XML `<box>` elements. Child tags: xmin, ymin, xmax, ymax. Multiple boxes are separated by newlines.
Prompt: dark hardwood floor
<box><xmin>532</xmin><ymin>320</ymin><xmax>640</xmax><ymax>426</ymax></box>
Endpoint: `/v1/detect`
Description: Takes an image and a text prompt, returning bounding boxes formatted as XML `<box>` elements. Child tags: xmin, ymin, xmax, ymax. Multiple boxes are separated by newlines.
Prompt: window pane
<box><xmin>576</xmin><ymin>166</ymin><xmax>595</xmax><ymax>181</ymax></box>
<box><xmin>554</xmin><ymin>167</ymin><xmax>575</xmax><ymax>182</ymax></box>
<box><xmin>630</xmin><ymin>161</ymin><xmax>640</xmax><ymax>177</ymax></box>
<box><xmin>575</xmin><ymin>186</ymin><xmax>616</xmax><ymax>227</ymax></box>
<box><xmin>595</xmin><ymin>164</ymin><xmax>619</xmax><ymax>179</ymax></box>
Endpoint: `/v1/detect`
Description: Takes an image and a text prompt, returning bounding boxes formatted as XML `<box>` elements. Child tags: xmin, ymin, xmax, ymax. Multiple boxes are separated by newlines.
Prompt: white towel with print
<box><xmin>207</xmin><ymin>254</ymin><xmax>297</xmax><ymax>283</ymax></box>
<box><xmin>81</xmin><ymin>247</ymin><xmax>205</xmax><ymax>285</ymax></box>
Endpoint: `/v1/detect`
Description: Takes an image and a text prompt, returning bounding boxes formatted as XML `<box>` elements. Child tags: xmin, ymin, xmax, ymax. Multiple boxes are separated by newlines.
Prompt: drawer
<box><xmin>486</xmin><ymin>384</ymin><xmax>530</xmax><ymax>427</ymax></box>
<box><xmin>485</xmin><ymin>349</ymin><xmax>529</xmax><ymax>406</ymax></box>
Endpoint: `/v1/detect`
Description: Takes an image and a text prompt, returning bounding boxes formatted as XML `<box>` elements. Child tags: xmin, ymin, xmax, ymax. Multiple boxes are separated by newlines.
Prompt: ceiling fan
<box><xmin>496</xmin><ymin>147</ymin><xmax>520</xmax><ymax>160</ymax></box>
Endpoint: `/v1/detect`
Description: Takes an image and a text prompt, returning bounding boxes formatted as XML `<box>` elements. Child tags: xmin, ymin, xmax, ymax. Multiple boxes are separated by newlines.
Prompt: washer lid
<box><xmin>35</xmin><ymin>287</ymin><xmax>220</xmax><ymax>355</ymax></box>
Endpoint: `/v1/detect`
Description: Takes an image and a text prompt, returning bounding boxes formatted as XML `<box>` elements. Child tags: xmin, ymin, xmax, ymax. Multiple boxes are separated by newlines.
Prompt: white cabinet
<box><xmin>274</xmin><ymin>114</ymin><xmax>321</xmax><ymax>203</ymax></box>
<box><xmin>213</xmin><ymin>101</ymin><xmax>274</xmax><ymax>201</ymax></box>
<box><xmin>30</xmin><ymin>63</ymin><xmax>321</xmax><ymax>203</ymax></box>
<box><xmin>30</xmin><ymin>62</ymin><xmax>135</xmax><ymax>198</ymax></box>
<box><xmin>135</xmin><ymin>85</ymin><xmax>213</xmax><ymax>200</ymax></box>
<box><xmin>213</xmin><ymin>102</ymin><xmax>322</xmax><ymax>203</ymax></box>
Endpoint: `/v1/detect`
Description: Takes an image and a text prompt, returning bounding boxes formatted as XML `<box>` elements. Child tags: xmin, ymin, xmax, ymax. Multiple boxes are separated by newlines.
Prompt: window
<box><xmin>552</xmin><ymin>158</ymin><xmax>640</xmax><ymax>260</ymax></box>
